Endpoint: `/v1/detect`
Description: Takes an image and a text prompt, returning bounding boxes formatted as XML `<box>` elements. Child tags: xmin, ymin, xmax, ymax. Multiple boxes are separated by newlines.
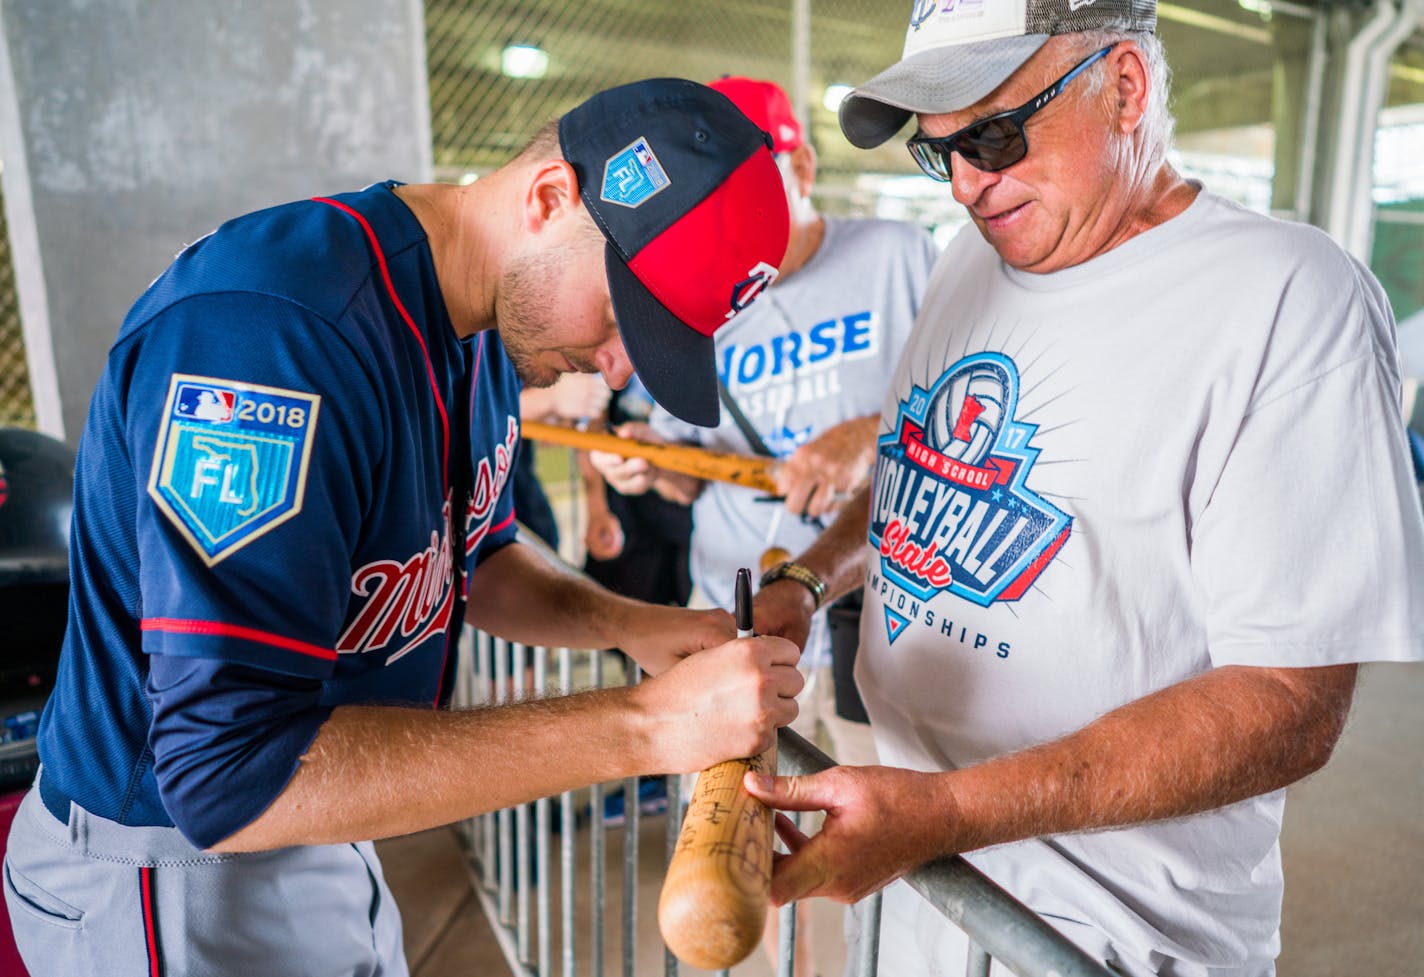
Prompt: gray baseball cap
<box><xmin>840</xmin><ymin>0</ymin><xmax>1157</xmax><ymax>150</ymax></box>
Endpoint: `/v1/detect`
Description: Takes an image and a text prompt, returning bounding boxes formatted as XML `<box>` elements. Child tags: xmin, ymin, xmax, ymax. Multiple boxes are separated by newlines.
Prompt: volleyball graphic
<box><xmin>874</xmin><ymin>352</ymin><xmax>1071</xmax><ymax>609</ymax></box>
<box><xmin>924</xmin><ymin>360</ymin><xmax>1010</xmax><ymax>467</ymax></box>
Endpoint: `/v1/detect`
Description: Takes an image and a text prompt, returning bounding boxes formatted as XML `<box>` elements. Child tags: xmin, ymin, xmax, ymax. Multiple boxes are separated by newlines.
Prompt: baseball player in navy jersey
<box><xmin>5</xmin><ymin>79</ymin><xmax>799</xmax><ymax>977</ymax></box>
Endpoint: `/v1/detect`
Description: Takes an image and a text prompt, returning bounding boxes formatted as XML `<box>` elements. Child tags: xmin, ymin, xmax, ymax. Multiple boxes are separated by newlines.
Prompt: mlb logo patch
<box><xmin>148</xmin><ymin>374</ymin><xmax>321</xmax><ymax>566</ymax></box>
<box><xmin>174</xmin><ymin>382</ymin><xmax>236</xmax><ymax>423</ymax></box>
<box><xmin>601</xmin><ymin>138</ymin><xmax>671</xmax><ymax>208</ymax></box>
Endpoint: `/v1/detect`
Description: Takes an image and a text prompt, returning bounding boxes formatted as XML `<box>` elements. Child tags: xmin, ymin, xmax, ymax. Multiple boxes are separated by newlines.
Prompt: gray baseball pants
<box><xmin>4</xmin><ymin>769</ymin><xmax>408</xmax><ymax>977</ymax></box>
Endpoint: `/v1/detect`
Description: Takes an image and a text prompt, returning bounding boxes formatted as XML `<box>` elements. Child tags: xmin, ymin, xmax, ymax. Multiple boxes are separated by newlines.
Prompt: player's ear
<box><xmin>523</xmin><ymin>159</ymin><xmax>582</xmax><ymax>233</ymax></box>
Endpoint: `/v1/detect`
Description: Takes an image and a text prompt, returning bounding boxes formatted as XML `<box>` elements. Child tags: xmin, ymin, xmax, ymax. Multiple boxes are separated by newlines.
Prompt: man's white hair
<box><xmin>1074</xmin><ymin>29</ymin><xmax>1176</xmax><ymax>162</ymax></box>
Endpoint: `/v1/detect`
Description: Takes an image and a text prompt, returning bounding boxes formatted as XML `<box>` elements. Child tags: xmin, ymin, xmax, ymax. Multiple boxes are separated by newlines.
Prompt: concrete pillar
<box><xmin>1312</xmin><ymin>0</ymin><xmax>1424</xmax><ymax>257</ymax></box>
<box><xmin>1268</xmin><ymin>14</ymin><xmax>1319</xmax><ymax>220</ymax></box>
<box><xmin>0</xmin><ymin>0</ymin><xmax>432</xmax><ymax>442</ymax></box>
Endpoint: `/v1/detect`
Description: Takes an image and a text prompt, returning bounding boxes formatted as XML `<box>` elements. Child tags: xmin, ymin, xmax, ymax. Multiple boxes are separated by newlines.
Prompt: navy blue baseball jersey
<box><xmin>36</xmin><ymin>182</ymin><xmax>521</xmax><ymax>848</ymax></box>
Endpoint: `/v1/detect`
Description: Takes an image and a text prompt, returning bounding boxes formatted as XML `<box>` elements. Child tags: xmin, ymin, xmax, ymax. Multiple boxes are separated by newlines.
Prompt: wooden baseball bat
<box><xmin>658</xmin><ymin>746</ymin><xmax>777</xmax><ymax>970</ymax></box>
<box><xmin>658</xmin><ymin>568</ymin><xmax>777</xmax><ymax>970</ymax></box>
<box><xmin>520</xmin><ymin>420</ymin><xmax>780</xmax><ymax>494</ymax></box>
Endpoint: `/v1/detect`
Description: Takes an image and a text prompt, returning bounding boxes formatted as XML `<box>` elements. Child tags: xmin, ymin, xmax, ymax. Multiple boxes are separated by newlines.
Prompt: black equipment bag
<box><xmin>0</xmin><ymin>428</ymin><xmax>74</xmax><ymax>791</ymax></box>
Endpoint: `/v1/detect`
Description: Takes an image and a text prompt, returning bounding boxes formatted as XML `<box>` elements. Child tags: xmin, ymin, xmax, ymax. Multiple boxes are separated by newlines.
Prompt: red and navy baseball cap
<box><xmin>708</xmin><ymin>76</ymin><xmax>805</xmax><ymax>153</ymax></box>
<box><xmin>560</xmin><ymin>78</ymin><xmax>790</xmax><ymax>427</ymax></box>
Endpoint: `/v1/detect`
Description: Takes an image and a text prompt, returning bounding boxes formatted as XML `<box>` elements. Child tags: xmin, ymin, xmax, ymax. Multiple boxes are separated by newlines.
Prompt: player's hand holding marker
<box><xmin>634</xmin><ymin>611</ymin><xmax>801</xmax><ymax>771</ymax></box>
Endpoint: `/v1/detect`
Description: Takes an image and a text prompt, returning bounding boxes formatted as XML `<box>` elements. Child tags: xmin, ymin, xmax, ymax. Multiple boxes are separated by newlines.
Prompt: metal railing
<box><xmin>450</xmin><ymin>628</ymin><xmax>1112</xmax><ymax>977</ymax></box>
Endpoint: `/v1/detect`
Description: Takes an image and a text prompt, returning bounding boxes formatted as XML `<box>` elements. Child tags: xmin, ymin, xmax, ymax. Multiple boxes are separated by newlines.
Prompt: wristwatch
<box><xmin>758</xmin><ymin>560</ymin><xmax>828</xmax><ymax>611</ymax></box>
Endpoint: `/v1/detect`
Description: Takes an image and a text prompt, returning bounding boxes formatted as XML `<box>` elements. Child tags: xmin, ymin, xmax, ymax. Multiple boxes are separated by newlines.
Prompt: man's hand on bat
<box><xmin>587</xmin><ymin>422</ymin><xmax>702</xmax><ymax>504</ymax></box>
<box><xmin>776</xmin><ymin>415</ymin><xmax>878</xmax><ymax>520</ymax></box>
<box><xmin>743</xmin><ymin>764</ymin><xmax>955</xmax><ymax>905</ymax></box>
<box><xmin>588</xmin><ymin>421</ymin><xmax>663</xmax><ymax>495</ymax></box>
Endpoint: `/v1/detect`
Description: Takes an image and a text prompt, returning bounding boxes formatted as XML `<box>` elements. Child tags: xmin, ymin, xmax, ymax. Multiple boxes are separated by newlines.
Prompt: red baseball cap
<box><xmin>708</xmin><ymin>76</ymin><xmax>804</xmax><ymax>153</ymax></box>
<box><xmin>560</xmin><ymin>78</ymin><xmax>791</xmax><ymax>427</ymax></box>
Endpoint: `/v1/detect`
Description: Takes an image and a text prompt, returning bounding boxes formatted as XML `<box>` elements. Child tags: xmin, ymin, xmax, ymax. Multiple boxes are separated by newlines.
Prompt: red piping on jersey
<box><xmin>141</xmin><ymin>618</ymin><xmax>337</xmax><ymax>662</ymax></box>
<box><xmin>313</xmin><ymin>196</ymin><xmax>450</xmax><ymax>489</ymax></box>
<box><xmin>487</xmin><ymin>511</ymin><xmax>516</xmax><ymax>537</ymax></box>
<box><xmin>140</xmin><ymin>866</ymin><xmax>163</xmax><ymax>977</ymax></box>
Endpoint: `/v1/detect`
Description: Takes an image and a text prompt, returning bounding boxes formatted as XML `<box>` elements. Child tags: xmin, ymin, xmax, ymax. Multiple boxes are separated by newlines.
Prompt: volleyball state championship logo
<box><xmin>870</xmin><ymin>353</ymin><xmax>1071</xmax><ymax>642</ymax></box>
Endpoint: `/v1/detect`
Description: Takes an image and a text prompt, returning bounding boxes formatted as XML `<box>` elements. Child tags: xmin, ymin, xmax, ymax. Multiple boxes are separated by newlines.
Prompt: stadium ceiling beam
<box><xmin>1161</xmin><ymin>0</ymin><xmax>1422</xmax><ymax>87</ymax></box>
<box><xmin>1159</xmin><ymin>2</ymin><xmax>1276</xmax><ymax>44</ymax></box>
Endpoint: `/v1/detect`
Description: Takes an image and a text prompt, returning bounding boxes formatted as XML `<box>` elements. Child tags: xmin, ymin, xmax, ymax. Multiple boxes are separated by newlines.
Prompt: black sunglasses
<box><xmin>906</xmin><ymin>45</ymin><xmax>1114</xmax><ymax>182</ymax></box>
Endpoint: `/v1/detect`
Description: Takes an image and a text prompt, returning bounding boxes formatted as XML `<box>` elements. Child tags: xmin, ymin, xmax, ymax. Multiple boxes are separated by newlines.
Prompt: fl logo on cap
<box><xmin>601</xmin><ymin>137</ymin><xmax>671</xmax><ymax>208</ymax></box>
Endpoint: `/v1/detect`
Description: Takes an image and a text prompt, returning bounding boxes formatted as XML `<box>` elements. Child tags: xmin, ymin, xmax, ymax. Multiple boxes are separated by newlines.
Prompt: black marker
<box><xmin>734</xmin><ymin>566</ymin><xmax>754</xmax><ymax>638</ymax></box>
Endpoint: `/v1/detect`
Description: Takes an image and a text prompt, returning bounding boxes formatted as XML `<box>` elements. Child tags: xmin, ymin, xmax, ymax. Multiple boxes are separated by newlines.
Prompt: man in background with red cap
<box><xmin>7</xmin><ymin>78</ymin><xmax>804</xmax><ymax>977</ymax></box>
<box><xmin>740</xmin><ymin>1</ymin><xmax>1424</xmax><ymax>974</ymax></box>
<box><xmin>591</xmin><ymin>74</ymin><xmax>938</xmax><ymax>977</ymax></box>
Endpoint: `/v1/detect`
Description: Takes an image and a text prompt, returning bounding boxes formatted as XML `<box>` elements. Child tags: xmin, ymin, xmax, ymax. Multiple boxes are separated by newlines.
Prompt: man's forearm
<box><xmin>209</xmin><ymin>691</ymin><xmax>654</xmax><ymax>852</ymax></box>
<box><xmin>577</xmin><ymin>450</ymin><xmax>611</xmax><ymax>518</ymax></box>
<box><xmin>794</xmin><ymin>483</ymin><xmax>873</xmax><ymax>602</ymax></box>
<box><xmin>927</xmin><ymin>663</ymin><xmax>1358</xmax><ymax>856</ymax></box>
<box><xmin>211</xmin><ymin>628</ymin><xmax>803</xmax><ymax>853</ymax></box>
<box><xmin>464</xmin><ymin>538</ymin><xmax>636</xmax><ymax>651</ymax></box>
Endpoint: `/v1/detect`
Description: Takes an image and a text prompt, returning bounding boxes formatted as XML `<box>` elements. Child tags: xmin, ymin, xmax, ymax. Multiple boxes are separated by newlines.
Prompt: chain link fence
<box><xmin>424</xmin><ymin>0</ymin><xmax>922</xmax><ymax>219</ymax></box>
<box><xmin>0</xmin><ymin>3</ymin><xmax>1417</xmax><ymax>435</ymax></box>
<box><xmin>0</xmin><ymin>188</ymin><xmax>35</xmax><ymax>430</ymax></box>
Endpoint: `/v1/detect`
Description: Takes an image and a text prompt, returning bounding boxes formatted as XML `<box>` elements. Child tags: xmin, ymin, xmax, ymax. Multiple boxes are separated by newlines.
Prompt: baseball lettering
<box><xmin>339</xmin><ymin>503</ymin><xmax>456</xmax><ymax>659</ymax></box>
<box><xmin>466</xmin><ymin>415</ymin><xmax>520</xmax><ymax>554</ymax></box>
<box><xmin>738</xmin><ymin>370</ymin><xmax>843</xmax><ymax>420</ymax></box>
<box><xmin>339</xmin><ymin>414</ymin><xmax>519</xmax><ymax>661</ymax></box>
<box><xmin>718</xmin><ymin>311</ymin><xmax>874</xmax><ymax>390</ymax></box>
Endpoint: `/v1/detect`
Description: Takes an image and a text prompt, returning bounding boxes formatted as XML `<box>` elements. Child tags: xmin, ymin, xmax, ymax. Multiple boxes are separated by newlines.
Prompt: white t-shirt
<box><xmin>654</xmin><ymin>216</ymin><xmax>938</xmax><ymax>666</ymax></box>
<box><xmin>858</xmin><ymin>189</ymin><xmax>1424</xmax><ymax>976</ymax></box>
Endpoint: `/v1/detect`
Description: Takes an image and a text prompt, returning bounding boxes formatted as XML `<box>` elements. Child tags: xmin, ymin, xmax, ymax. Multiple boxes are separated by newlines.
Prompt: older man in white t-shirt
<box><xmin>744</xmin><ymin>1</ymin><xmax>1424</xmax><ymax>975</ymax></box>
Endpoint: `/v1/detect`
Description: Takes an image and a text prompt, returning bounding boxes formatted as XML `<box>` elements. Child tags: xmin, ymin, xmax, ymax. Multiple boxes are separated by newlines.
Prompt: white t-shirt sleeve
<box><xmin>1194</xmin><ymin>259</ymin><xmax>1424</xmax><ymax>668</ymax></box>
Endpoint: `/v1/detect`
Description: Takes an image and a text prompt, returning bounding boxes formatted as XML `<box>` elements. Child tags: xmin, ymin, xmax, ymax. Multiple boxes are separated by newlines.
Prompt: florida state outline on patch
<box><xmin>147</xmin><ymin>374</ymin><xmax>321</xmax><ymax>566</ymax></box>
<box><xmin>869</xmin><ymin>352</ymin><xmax>1070</xmax><ymax>619</ymax></box>
<box><xmin>601</xmin><ymin>137</ymin><xmax>671</xmax><ymax>208</ymax></box>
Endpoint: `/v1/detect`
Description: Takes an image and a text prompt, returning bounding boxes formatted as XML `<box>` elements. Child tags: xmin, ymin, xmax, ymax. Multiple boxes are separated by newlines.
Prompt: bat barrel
<box><xmin>520</xmin><ymin>420</ymin><xmax>781</xmax><ymax>495</ymax></box>
<box><xmin>657</xmin><ymin>750</ymin><xmax>776</xmax><ymax>969</ymax></box>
